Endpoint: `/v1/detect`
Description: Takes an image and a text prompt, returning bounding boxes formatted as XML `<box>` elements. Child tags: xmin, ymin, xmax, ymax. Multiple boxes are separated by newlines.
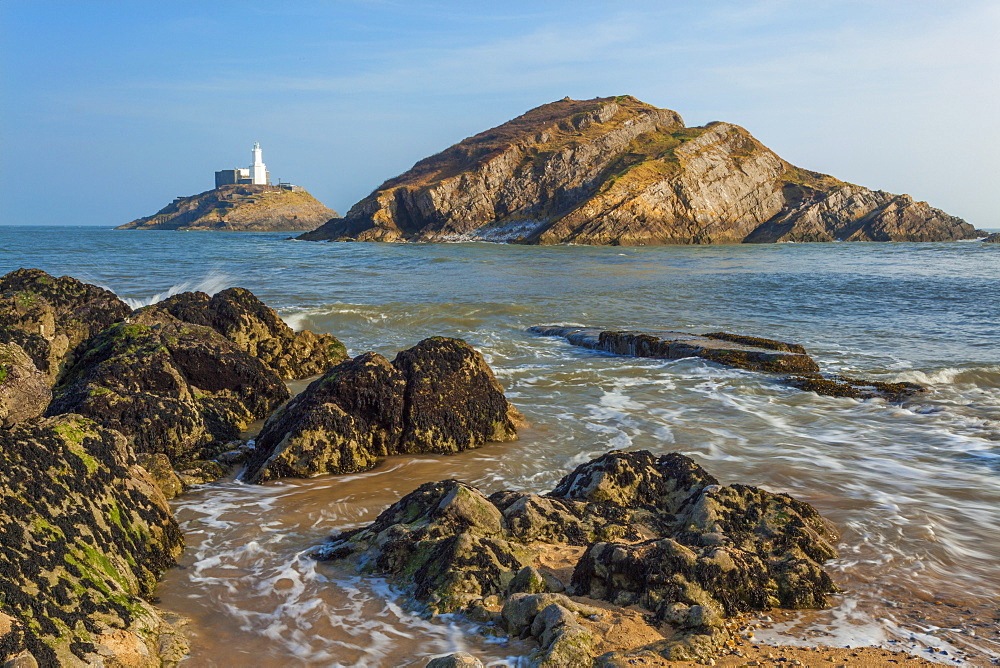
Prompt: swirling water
<box><xmin>2</xmin><ymin>227</ymin><xmax>998</xmax><ymax>665</ymax></box>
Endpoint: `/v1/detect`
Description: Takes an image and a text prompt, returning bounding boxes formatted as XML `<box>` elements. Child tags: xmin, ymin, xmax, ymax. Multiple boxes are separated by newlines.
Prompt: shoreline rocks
<box><xmin>531</xmin><ymin>325</ymin><xmax>926</xmax><ymax>402</ymax></box>
<box><xmin>0</xmin><ymin>415</ymin><xmax>185</xmax><ymax>666</ymax></box>
<box><xmin>0</xmin><ymin>342</ymin><xmax>51</xmax><ymax>426</ymax></box>
<box><xmin>45</xmin><ymin>310</ymin><xmax>290</xmax><ymax>469</ymax></box>
<box><xmin>316</xmin><ymin>450</ymin><xmax>839</xmax><ymax>664</ymax></box>
<box><xmin>241</xmin><ymin>337</ymin><xmax>522</xmax><ymax>482</ymax></box>
<box><xmin>0</xmin><ymin>269</ymin><xmax>132</xmax><ymax>384</ymax></box>
<box><xmin>140</xmin><ymin>287</ymin><xmax>347</xmax><ymax>380</ymax></box>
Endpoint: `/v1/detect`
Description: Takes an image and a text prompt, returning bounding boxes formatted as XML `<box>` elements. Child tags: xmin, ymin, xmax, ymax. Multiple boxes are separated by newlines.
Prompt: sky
<box><xmin>1</xmin><ymin>0</ymin><xmax>998</xmax><ymax>228</ymax></box>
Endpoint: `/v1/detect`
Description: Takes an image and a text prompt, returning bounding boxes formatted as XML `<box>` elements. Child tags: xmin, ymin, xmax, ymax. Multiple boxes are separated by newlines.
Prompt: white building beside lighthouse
<box><xmin>215</xmin><ymin>142</ymin><xmax>271</xmax><ymax>187</ymax></box>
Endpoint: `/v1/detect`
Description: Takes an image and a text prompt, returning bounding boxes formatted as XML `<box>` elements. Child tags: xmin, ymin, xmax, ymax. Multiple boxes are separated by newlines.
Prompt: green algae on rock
<box><xmin>0</xmin><ymin>414</ymin><xmax>185</xmax><ymax>666</ymax></box>
<box><xmin>315</xmin><ymin>450</ymin><xmax>838</xmax><ymax>664</ymax></box>
<box><xmin>117</xmin><ymin>184</ymin><xmax>338</xmax><ymax>232</ymax></box>
<box><xmin>140</xmin><ymin>287</ymin><xmax>347</xmax><ymax>380</ymax></box>
<box><xmin>241</xmin><ymin>337</ymin><xmax>522</xmax><ymax>482</ymax></box>
<box><xmin>45</xmin><ymin>310</ymin><xmax>289</xmax><ymax>468</ymax></box>
<box><xmin>297</xmin><ymin>95</ymin><xmax>980</xmax><ymax>245</ymax></box>
<box><xmin>0</xmin><ymin>269</ymin><xmax>132</xmax><ymax>383</ymax></box>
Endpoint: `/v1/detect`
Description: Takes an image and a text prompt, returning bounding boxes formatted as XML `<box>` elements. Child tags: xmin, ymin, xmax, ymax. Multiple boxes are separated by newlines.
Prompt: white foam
<box><xmin>120</xmin><ymin>270</ymin><xmax>234</xmax><ymax>309</ymax></box>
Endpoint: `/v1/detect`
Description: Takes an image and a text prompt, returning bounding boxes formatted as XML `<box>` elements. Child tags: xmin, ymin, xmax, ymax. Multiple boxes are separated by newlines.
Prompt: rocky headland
<box><xmin>298</xmin><ymin>95</ymin><xmax>980</xmax><ymax>245</ymax></box>
<box><xmin>117</xmin><ymin>185</ymin><xmax>337</xmax><ymax>232</ymax></box>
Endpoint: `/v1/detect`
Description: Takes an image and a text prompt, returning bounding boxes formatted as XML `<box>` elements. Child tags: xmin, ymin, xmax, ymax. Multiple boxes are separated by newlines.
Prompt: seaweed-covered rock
<box><xmin>242</xmin><ymin>337</ymin><xmax>520</xmax><ymax>482</ymax></box>
<box><xmin>317</xmin><ymin>450</ymin><xmax>838</xmax><ymax>664</ymax></box>
<box><xmin>785</xmin><ymin>373</ymin><xmax>926</xmax><ymax>402</ymax></box>
<box><xmin>501</xmin><ymin>594</ymin><xmax>599</xmax><ymax>667</ymax></box>
<box><xmin>394</xmin><ymin>337</ymin><xmax>522</xmax><ymax>453</ymax></box>
<box><xmin>0</xmin><ymin>269</ymin><xmax>131</xmax><ymax>383</ymax></box>
<box><xmin>46</xmin><ymin>311</ymin><xmax>288</xmax><ymax>467</ymax></box>
<box><xmin>0</xmin><ymin>342</ymin><xmax>51</xmax><ymax>426</ymax></box>
<box><xmin>426</xmin><ymin>653</ymin><xmax>484</xmax><ymax>668</ymax></box>
<box><xmin>142</xmin><ymin>287</ymin><xmax>346</xmax><ymax>380</ymax></box>
<box><xmin>135</xmin><ymin>453</ymin><xmax>185</xmax><ymax>500</ymax></box>
<box><xmin>0</xmin><ymin>414</ymin><xmax>185</xmax><ymax>666</ymax></box>
<box><xmin>317</xmin><ymin>480</ymin><xmax>533</xmax><ymax>613</ymax></box>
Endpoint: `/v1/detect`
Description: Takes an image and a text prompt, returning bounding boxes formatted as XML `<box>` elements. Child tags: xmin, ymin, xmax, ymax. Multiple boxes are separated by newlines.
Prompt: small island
<box><xmin>117</xmin><ymin>143</ymin><xmax>337</xmax><ymax>232</ymax></box>
<box><xmin>298</xmin><ymin>96</ymin><xmax>982</xmax><ymax>245</ymax></box>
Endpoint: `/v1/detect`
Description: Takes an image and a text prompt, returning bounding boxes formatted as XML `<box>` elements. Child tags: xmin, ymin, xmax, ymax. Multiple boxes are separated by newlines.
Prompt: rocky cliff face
<box><xmin>298</xmin><ymin>95</ymin><xmax>978</xmax><ymax>245</ymax></box>
<box><xmin>118</xmin><ymin>185</ymin><xmax>338</xmax><ymax>232</ymax></box>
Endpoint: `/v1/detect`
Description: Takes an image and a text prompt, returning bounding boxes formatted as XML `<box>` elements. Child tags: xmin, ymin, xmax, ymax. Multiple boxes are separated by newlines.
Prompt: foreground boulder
<box><xmin>298</xmin><ymin>95</ymin><xmax>979</xmax><ymax>245</ymax></box>
<box><xmin>141</xmin><ymin>287</ymin><xmax>347</xmax><ymax>380</ymax></box>
<box><xmin>242</xmin><ymin>337</ymin><xmax>521</xmax><ymax>482</ymax></box>
<box><xmin>0</xmin><ymin>415</ymin><xmax>185</xmax><ymax>666</ymax></box>
<box><xmin>0</xmin><ymin>269</ymin><xmax>132</xmax><ymax>383</ymax></box>
<box><xmin>0</xmin><ymin>342</ymin><xmax>51</xmax><ymax>426</ymax></box>
<box><xmin>317</xmin><ymin>450</ymin><xmax>838</xmax><ymax>663</ymax></box>
<box><xmin>46</xmin><ymin>310</ymin><xmax>289</xmax><ymax>467</ymax></box>
<box><xmin>533</xmin><ymin>326</ymin><xmax>925</xmax><ymax>402</ymax></box>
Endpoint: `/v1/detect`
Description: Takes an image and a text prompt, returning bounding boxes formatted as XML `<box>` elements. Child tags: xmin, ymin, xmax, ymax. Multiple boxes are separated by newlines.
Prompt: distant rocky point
<box><xmin>117</xmin><ymin>184</ymin><xmax>338</xmax><ymax>232</ymax></box>
<box><xmin>119</xmin><ymin>142</ymin><xmax>337</xmax><ymax>231</ymax></box>
<box><xmin>299</xmin><ymin>95</ymin><xmax>980</xmax><ymax>245</ymax></box>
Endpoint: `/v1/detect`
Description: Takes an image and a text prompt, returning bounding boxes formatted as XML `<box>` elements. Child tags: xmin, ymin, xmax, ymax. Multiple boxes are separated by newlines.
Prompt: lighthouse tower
<box><xmin>250</xmin><ymin>142</ymin><xmax>269</xmax><ymax>185</ymax></box>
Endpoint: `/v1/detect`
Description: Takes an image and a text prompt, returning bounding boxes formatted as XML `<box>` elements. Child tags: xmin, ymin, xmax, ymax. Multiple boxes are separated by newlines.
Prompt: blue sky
<box><xmin>1</xmin><ymin>0</ymin><xmax>997</xmax><ymax>227</ymax></box>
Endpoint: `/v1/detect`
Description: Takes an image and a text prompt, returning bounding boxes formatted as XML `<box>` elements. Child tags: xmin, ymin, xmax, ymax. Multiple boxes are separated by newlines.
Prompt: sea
<box><xmin>2</xmin><ymin>226</ymin><xmax>998</xmax><ymax>666</ymax></box>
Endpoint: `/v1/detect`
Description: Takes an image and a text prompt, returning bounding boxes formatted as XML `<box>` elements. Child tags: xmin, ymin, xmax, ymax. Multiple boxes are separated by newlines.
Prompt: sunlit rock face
<box><xmin>298</xmin><ymin>95</ymin><xmax>978</xmax><ymax>246</ymax></box>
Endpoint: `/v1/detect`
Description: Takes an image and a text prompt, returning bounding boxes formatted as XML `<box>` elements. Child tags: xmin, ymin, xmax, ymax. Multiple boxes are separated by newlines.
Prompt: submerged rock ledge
<box><xmin>531</xmin><ymin>325</ymin><xmax>926</xmax><ymax>402</ymax></box>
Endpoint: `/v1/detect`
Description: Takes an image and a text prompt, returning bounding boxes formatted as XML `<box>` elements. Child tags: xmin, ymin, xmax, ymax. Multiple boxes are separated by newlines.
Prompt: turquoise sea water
<box><xmin>2</xmin><ymin>226</ymin><xmax>998</xmax><ymax>665</ymax></box>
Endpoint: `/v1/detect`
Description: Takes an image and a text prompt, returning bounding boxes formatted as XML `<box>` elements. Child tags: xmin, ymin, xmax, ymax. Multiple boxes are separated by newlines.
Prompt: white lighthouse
<box><xmin>250</xmin><ymin>142</ymin><xmax>268</xmax><ymax>185</ymax></box>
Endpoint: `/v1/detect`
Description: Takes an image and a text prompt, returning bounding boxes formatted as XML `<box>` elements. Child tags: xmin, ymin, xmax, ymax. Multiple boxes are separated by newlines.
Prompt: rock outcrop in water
<box><xmin>0</xmin><ymin>414</ymin><xmax>186</xmax><ymax>666</ymax></box>
<box><xmin>529</xmin><ymin>326</ymin><xmax>820</xmax><ymax>374</ymax></box>
<box><xmin>0</xmin><ymin>269</ymin><xmax>132</xmax><ymax>383</ymax></box>
<box><xmin>117</xmin><ymin>185</ymin><xmax>338</xmax><ymax>232</ymax></box>
<box><xmin>298</xmin><ymin>95</ymin><xmax>980</xmax><ymax>245</ymax></box>
<box><xmin>46</xmin><ymin>309</ymin><xmax>290</xmax><ymax>468</ymax></box>
<box><xmin>242</xmin><ymin>337</ymin><xmax>522</xmax><ymax>482</ymax></box>
<box><xmin>316</xmin><ymin>450</ymin><xmax>839</xmax><ymax>663</ymax></box>
<box><xmin>532</xmin><ymin>326</ymin><xmax>926</xmax><ymax>403</ymax></box>
<box><xmin>141</xmin><ymin>287</ymin><xmax>347</xmax><ymax>380</ymax></box>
